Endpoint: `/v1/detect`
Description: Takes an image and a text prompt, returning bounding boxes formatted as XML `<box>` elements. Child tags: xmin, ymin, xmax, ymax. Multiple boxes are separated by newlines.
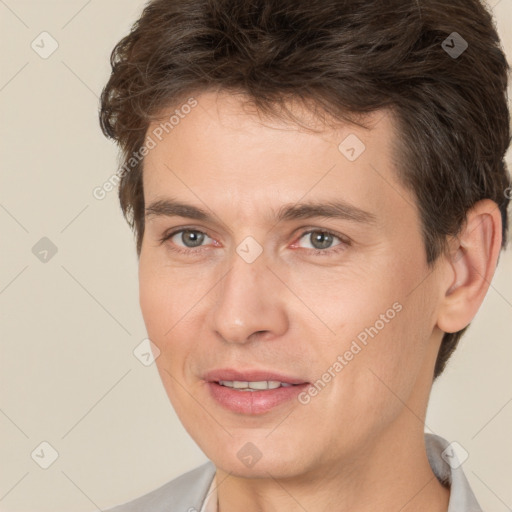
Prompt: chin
<box><xmin>203</xmin><ymin>438</ymin><xmax>309</xmax><ymax>478</ymax></box>
<box><xmin>216</xmin><ymin>456</ymin><xmax>302</xmax><ymax>479</ymax></box>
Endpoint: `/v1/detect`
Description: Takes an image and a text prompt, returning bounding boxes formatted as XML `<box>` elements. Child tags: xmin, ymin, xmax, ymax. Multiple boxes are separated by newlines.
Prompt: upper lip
<box><xmin>203</xmin><ymin>368</ymin><xmax>308</xmax><ymax>385</ymax></box>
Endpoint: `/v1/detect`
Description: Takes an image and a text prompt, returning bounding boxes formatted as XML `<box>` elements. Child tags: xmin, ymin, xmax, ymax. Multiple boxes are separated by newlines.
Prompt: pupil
<box><xmin>311</xmin><ymin>232</ymin><xmax>332</xmax><ymax>249</ymax></box>
<box><xmin>183</xmin><ymin>230</ymin><xmax>204</xmax><ymax>247</ymax></box>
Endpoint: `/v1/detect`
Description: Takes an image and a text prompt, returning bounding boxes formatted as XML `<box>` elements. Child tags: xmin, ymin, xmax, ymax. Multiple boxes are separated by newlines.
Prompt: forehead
<box><xmin>142</xmin><ymin>90</ymin><xmax>416</xmax><ymax>227</ymax></box>
<box><xmin>144</xmin><ymin>90</ymin><xmax>394</xmax><ymax>163</ymax></box>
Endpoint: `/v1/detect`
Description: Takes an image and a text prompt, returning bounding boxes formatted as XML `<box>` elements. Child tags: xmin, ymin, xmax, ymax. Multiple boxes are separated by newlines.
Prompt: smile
<box><xmin>218</xmin><ymin>380</ymin><xmax>295</xmax><ymax>390</ymax></box>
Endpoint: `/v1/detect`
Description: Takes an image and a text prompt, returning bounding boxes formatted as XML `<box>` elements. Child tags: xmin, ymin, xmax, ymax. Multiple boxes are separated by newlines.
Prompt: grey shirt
<box><xmin>104</xmin><ymin>433</ymin><xmax>483</xmax><ymax>511</ymax></box>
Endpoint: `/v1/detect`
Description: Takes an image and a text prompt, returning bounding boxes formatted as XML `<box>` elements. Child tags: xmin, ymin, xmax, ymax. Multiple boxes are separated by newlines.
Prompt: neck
<box><xmin>216</xmin><ymin>418</ymin><xmax>450</xmax><ymax>512</ymax></box>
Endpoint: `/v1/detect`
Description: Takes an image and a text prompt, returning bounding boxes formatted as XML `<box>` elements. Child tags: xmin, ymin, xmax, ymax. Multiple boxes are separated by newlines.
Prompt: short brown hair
<box><xmin>99</xmin><ymin>0</ymin><xmax>511</xmax><ymax>378</ymax></box>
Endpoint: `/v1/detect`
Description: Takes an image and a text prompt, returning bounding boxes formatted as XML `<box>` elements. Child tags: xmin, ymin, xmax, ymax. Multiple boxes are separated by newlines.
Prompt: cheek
<box><xmin>306</xmin><ymin>309</ymin><xmax>430</xmax><ymax>457</ymax></box>
<box><xmin>306</xmin><ymin>260</ymin><xmax>436</xmax><ymax>417</ymax></box>
<box><xmin>138</xmin><ymin>265</ymin><xmax>166</xmax><ymax>338</ymax></box>
<box><xmin>139</xmin><ymin>249</ymin><xmax>191</xmax><ymax>334</ymax></box>
<box><xmin>138</xmin><ymin>253</ymin><xmax>187</xmax><ymax>360</ymax></box>
<box><xmin>138</xmin><ymin>254</ymin><xmax>207</xmax><ymax>373</ymax></box>
<box><xmin>138</xmin><ymin>262</ymin><xmax>194</xmax><ymax>410</ymax></box>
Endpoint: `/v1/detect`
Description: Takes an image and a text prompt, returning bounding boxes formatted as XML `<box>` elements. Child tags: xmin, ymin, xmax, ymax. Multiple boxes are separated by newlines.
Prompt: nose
<box><xmin>210</xmin><ymin>249</ymin><xmax>289</xmax><ymax>344</ymax></box>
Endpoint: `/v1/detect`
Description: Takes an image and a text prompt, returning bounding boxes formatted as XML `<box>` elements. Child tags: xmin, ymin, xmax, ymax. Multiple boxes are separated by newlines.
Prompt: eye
<box><xmin>294</xmin><ymin>229</ymin><xmax>349</xmax><ymax>254</ymax></box>
<box><xmin>159</xmin><ymin>228</ymin><xmax>214</xmax><ymax>253</ymax></box>
<box><xmin>159</xmin><ymin>227</ymin><xmax>350</xmax><ymax>256</ymax></box>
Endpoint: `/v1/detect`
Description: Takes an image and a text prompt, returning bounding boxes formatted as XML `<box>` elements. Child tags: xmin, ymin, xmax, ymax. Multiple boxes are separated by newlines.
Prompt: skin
<box><xmin>138</xmin><ymin>90</ymin><xmax>502</xmax><ymax>512</ymax></box>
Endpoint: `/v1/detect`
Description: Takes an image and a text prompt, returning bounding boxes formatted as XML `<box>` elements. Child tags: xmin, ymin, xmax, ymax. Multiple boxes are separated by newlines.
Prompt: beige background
<box><xmin>0</xmin><ymin>0</ymin><xmax>511</xmax><ymax>510</ymax></box>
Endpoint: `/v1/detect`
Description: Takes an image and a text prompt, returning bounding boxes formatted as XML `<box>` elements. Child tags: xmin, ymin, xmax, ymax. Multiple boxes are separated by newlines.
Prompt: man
<box><xmin>99</xmin><ymin>0</ymin><xmax>510</xmax><ymax>510</ymax></box>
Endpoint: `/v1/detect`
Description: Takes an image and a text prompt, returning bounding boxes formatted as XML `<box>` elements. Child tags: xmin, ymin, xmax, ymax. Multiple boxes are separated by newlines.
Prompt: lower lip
<box><xmin>207</xmin><ymin>382</ymin><xmax>310</xmax><ymax>415</ymax></box>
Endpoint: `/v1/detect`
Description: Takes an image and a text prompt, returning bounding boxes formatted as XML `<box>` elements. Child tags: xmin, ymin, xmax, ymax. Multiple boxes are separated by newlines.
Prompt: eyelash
<box><xmin>158</xmin><ymin>227</ymin><xmax>351</xmax><ymax>257</ymax></box>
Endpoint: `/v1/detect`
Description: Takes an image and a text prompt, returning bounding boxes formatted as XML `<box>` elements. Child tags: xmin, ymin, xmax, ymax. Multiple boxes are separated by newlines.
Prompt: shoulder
<box><xmin>104</xmin><ymin>460</ymin><xmax>216</xmax><ymax>512</ymax></box>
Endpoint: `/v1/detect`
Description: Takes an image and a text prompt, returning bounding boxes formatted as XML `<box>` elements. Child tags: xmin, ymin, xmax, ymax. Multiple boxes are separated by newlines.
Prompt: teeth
<box><xmin>218</xmin><ymin>380</ymin><xmax>294</xmax><ymax>390</ymax></box>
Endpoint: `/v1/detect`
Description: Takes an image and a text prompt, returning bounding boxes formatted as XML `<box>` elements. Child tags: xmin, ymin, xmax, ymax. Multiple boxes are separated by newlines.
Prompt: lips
<box><xmin>202</xmin><ymin>368</ymin><xmax>310</xmax><ymax>414</ymax></box>
<box><xmin>203</xmin><ymin>368</ymin><xmax>308</xmax><ymax>385</ymax></box>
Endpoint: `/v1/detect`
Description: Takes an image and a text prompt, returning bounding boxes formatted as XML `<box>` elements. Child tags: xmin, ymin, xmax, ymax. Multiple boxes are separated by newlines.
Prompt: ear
<box><xmin>436</xmin><ymin>199</ymin><xmax>503</xmax><ymax>334</ymax></box>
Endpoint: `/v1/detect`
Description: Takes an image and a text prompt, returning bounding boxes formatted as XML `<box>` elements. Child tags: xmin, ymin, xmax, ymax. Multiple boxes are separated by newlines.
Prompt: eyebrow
<box><xmin>145</xmin><ymin>198</ymin><xmax>377</xmax><ymax>226</ymax></box>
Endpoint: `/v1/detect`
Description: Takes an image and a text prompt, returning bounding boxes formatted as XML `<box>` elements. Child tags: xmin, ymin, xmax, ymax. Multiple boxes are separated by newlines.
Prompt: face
<box><xmin>139</xmin><ymin>91</ymin><xmax>445</xmax><ymax>479</ymax></box>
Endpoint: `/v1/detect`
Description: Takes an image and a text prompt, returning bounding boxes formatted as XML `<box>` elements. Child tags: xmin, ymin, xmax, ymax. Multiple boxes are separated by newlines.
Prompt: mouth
<box><xmin>203</xmin><ymin>368</ymin><xmax>308</xmax><ymax>387</ymax></box>
<box><xmin>217</xmin><ymin>380</ymin><xmax>298</xmax><ymax>391</ymax></box>
<box><xmin>203</xmin><ymin>369</ymin><xmax>310</xmax><ymax>414</ymax></box>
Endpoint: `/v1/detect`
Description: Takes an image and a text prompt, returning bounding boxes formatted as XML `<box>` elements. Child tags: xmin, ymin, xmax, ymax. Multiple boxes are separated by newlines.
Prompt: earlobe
<box><xmin>437</xmin><ymin>199</ymin><xmax>502</xmax><ymax>334</ymax></box>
